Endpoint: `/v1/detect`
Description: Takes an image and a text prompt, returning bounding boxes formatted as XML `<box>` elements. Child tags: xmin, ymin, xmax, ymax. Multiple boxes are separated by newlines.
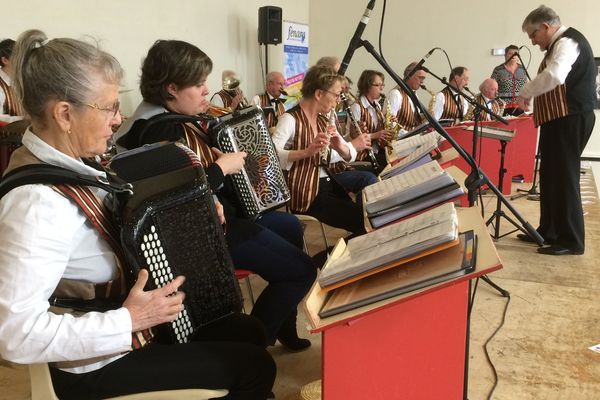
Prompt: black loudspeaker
<box><xmin>258</xmin><ymin>6</ymin><xmax>282</xmax><ymax>45</ymax></box>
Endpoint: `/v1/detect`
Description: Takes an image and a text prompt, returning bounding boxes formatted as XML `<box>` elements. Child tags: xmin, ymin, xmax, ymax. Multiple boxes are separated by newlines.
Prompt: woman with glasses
<box><xmin>116</xmin><ymin>39</ymin><xmax>317</xmax><ymax>355</ymax></box>
<box><xmin>349</xmin><ymin>69</ymin><xmax>394</xmax><ymax>174</ymax></box>
<box><xmin>271</xmin><ymin>64</ymin><xmax>370</xmax><ymax>235</ymax></box>
<box><xmin>0</xmin><ymin>30</ymin><xmax>275</xmax><ymax>400</ymax></box>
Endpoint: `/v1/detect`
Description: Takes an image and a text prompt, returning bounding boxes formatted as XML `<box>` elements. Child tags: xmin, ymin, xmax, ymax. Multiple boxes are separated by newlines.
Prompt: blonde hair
<box><xmin>301</xmin><ymin>64</ymin><xmax>343</xmax><ymax>98</ymax></box>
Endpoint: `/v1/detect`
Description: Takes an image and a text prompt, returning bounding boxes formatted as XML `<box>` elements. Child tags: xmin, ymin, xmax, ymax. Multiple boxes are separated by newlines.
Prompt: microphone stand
<box><xmin>510</xmin><ymin>51</ymin><xmax>542</xmax><ymax>201</ymax></box>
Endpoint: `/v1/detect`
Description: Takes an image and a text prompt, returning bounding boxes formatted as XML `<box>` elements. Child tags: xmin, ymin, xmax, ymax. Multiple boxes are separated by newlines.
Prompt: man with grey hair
<box><xmin>516</xmin><ymin>5</ymin><xmax>595</xmax><ymax>255</ymax></box>
<box><xmin>467</xmin><ymin>78</ymin><xmax>503</xmax><ymax>121</ymax></box>
<box><xmin>252</xmin><ymin>71</ymin><xmax>287</xmax><ymax>129</ymax></box>
<box><xmin>384</xmin><ymin>61</ymin><xmax>426</xmax><ymax>130</ymax></box>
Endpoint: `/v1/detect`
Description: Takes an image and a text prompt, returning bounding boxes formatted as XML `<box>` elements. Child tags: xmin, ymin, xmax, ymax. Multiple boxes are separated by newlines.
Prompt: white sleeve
<box><xmin>0</xmin><ymin>186</ymin><xmax>132</xmax><ymax>364</ymax></box>
<box><xmin>251</xmin><ymin>94</ymin><xmax>261</xmax><ymax>107</ymax></box>
<box><xmin>433</xmin><ymin>93</ymin><xmax>445</xmax><ymax>120</ymax></box>
<box><xmin>210</xmin><ymin>93</ymin><xmax>225</xmax><ymax>108</ymax></box>
<box><xmin>271</xmin><ymin>113</ymin><xmax>296</xmax><ymax>170</ymax></box>
<box><xmin>520</xmin><ymin>37</ymin><xmax>580</xmax><ymax>98</ymax></box>
<box><xmin>386</xmin><ymin>88</ymin><xmax>402</xmax><ymax>116</ymax></box>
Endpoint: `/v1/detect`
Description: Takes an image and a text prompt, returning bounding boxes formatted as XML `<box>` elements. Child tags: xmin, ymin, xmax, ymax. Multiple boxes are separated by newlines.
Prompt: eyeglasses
<box><xmin>527</xmin><ymin>28</ymin><xmax>539</xmax><ymax>40</ymax></box>
<box><xmin>372</xmin><ymin>83</ymin><xmax>385</xmax><ymax>88</ymax></box>
<box><xmin>322</xmin><ymin>89</ymin><xmax>342</xmax><ymax>100</ymax></box>
<box><xmin>83</xmin><ymin>101</ymin><xmax>120</xmax><ymax>118</ymax></box>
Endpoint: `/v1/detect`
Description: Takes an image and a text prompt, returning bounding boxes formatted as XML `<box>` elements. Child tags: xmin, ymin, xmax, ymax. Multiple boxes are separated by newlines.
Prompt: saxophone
<box><xmin>384</xmin><ymin>102</ymin><xmax>402</xmax><ymax>155</ymax></box>
<box><xmin>420</xmin><ymin>85</ymin><xmax>436</xmax><ymax>116</ymax></box>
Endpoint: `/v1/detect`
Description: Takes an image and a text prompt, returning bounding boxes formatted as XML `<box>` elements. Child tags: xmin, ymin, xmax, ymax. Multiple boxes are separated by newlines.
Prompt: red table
<box><xmin>438</xmin><ymin>115</ymin><xmax>538</xmax><ymax>195</ymax></box>
<box><xmin>305</xmin><ymin>207</ymin><xmax>502</xmax><ymax>399</ymax></box>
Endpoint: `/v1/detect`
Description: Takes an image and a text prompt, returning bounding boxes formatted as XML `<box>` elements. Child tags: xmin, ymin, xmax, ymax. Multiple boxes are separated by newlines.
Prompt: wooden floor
<box><xmin>2</xmin><ymin>167</ymin><xmax>599</xmax><ymax>399</ymax></box>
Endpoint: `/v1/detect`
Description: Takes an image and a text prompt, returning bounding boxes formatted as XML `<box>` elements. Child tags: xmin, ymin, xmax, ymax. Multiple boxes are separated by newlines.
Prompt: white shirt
<box><xmin>0</xmin><ymin>69</ymin><xmax>24</xmax><ymax>124</ymax></box>
<box><xmin>433</xmin><ymin>88</ymin><xmax>470</xmax><ymax>120</ymax></box>
<box><xmin>520</xmin><ymin>26</ymin><xmax>580</xmax><ymax>99</ymax></box>
<box><xmin>271</xmin><ymin>110</ymin><xmax>357</xmax><ymax>178</ymax></box>
<box><xmin>0</xmin><ymin>130</ymin><xmax>132</xmax><ymax>373</ymax></box>
<box><xmin>350</xmin><ymin>96</ymin><xmax>382</xmax><ymax>129</ymax></box>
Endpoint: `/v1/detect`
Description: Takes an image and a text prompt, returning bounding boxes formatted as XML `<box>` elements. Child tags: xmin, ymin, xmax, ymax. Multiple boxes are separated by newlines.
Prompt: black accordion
<box><xmin>209</xmin><ymin>106</ymin><xmax>290</xmax><ymax>219</ymax></box>
<box><xmin>108</xmin><ymin>142</ymin><xmax>242</xmax><ymax>344</ymax></box>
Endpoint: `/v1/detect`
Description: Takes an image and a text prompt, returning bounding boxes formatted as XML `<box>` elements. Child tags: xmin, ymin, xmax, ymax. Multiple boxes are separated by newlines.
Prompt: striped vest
<box><xmin>286</xmin><ymin>106</ymin><xmax>328</xmax><ymax>213</ymax></box>
<box><xmin>472</xmin><ymin>94</ymin><xmax>502</xmax><ymax>122</ymax></box>
<box><xmin>214</xmin><ymin>90</ymin><xmax>236</xmax><ymax>110</ymax></box>
<box><xmin>179</xmin><ymin>122</ymin><xmax>217</xmax><ymax>166</ymax></box>
<box><xmin>0</xmin><ymin>75</ymin><xmax>23</xmax><ymax>117</ymax></box>
<box><xmin>394</xmin><ymin>87</ymin><xmax>422</xmax><ymax>130</ymax></box>
<box><xmin>440</xmin><ymin>87</ymin><xmax>464</xmax><ymax>120</ymax></box>
<box><xmin>258</xmin><ymin>93</ymin><xmax>286</xmax><ymax>128</ymax></box>
<box><xmin>533</xmin><ymin>28</ymin><xmax>596</xmax><ymax>127</ymax></box>
<box><xmin>355</xmin><ymin>98</ymin><xmax>384</xmax><ymax>161</ymax></box>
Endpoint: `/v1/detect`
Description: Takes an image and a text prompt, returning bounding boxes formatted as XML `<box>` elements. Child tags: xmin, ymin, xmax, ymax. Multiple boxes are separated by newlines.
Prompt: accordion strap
<box><xmin>0</xmin><ymin>163</ymin><xmax>154</xmax><ymax>349</ymax></box>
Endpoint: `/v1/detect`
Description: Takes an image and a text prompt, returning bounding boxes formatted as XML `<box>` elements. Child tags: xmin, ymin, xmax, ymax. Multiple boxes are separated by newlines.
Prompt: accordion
<box><xmin>209</xmin><ymin>106</ymin><xmax>290</xmax><ymax>219</ymax></box>
<box><xmin>108</xmin><ymin>142</ymin><xmax>242</xmax><ymax>344</ymax></box>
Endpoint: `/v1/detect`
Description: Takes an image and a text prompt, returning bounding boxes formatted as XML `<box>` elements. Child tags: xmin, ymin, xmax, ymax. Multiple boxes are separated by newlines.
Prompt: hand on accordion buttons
<box><xmin>212</xmin><ymin>147</ymin><xmax>247</xmax><ymax>175</ymax></box>
<box><xmin>123</xmin><ymin>269</ymin><xmax>186</xmax><ymax>332</ymax></box>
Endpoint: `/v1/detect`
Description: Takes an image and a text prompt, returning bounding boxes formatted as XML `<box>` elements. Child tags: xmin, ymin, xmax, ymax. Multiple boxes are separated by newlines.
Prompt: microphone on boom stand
<box><xmin>338</xmin><ymin>0</ymin><xmax>376</xmax><ymax>76</ymax></box>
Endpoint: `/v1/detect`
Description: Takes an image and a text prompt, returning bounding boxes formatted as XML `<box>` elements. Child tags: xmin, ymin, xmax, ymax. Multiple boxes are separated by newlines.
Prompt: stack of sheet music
<box><xmin>318</xmin><ymin>202</ymin><xmax>459</xmax><ymax>289</ymax></box>
<box><xmin>380</xmin><ymin>134</ymin><xmax>439</xmax><ymax>179</ymax></box>
<box><xmin>364</xmin><ymin>160</ymin><xmax>464</xmax><ymax>228</ymax></box>
<box><xmin>391</xmin><ymin>131</ymin><xmax>444</xmax><ymax>159</ymax></box>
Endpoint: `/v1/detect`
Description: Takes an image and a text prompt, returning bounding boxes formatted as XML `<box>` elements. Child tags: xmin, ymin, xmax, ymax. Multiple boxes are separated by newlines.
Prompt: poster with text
<box><xmin>283</xmin><ymin>21</ymin><xmax>309</xmax><ymax>109</ymax></box>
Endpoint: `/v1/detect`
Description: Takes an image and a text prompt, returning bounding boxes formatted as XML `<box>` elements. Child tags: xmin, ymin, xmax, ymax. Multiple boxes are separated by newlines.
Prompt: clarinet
<box><xmin>340</xmin><ymin>93</ymin><xmax>379</xmax><ymax>171</ymax></box>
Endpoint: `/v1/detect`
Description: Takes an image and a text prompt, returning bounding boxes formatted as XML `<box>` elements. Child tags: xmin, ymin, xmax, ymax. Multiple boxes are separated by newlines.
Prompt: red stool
<box><xmin>235</xmin><ymin>269</ymin><xmax>255</xmax><ymax>311</ymax></box>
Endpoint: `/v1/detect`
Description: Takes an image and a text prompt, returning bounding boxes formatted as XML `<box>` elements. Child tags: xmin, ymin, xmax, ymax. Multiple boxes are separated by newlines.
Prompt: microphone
<box><xmin>464</xmin><ymin>87</ymin><xmax>476</xmax><ymax>97</ymax></box>
<box><xmin>338</xmin><ymin>0</ymin><xmax>376</xmax><ymax>76</ymax></box>
<box><xmin>279</xmin><ymin>89</ymin><xmax>288</xmax><ymax>97</ymax></box>
<box><xmin>405</xmin><ymin>48</ymin><xmax>437</xmax><ymax>80</ymax></box>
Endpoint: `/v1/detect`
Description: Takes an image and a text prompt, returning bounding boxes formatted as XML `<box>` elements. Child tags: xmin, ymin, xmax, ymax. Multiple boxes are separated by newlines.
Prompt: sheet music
<box><xmin>380</xmin><ymin>136</ymin><xmax>438</xmax><ymax>179</ymax></box>
<box><xmin>392</xmin><ymin>131</ymin><xmax>444</xmax><ymax>158</ymax></box>
<box><xmin>319</xmin><ymin>203</ymin><xmax>458</xmax><ymax>287</ymax></box>
<box><xmin>465</xmin><ymin>125</ymin><xmax>515</xmax><ymax>142</ymax></box>
<box><xmin>365</xmin><ymin>160</ymin><xmax>454</xmax><ymax>214</ymax></box>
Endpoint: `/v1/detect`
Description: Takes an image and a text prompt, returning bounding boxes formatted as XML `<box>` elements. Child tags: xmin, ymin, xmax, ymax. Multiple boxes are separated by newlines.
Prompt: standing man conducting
<box><xmin>516</xmin><ymin>5</ymin><xmax>596</xmax><ymax>256</ymax></box>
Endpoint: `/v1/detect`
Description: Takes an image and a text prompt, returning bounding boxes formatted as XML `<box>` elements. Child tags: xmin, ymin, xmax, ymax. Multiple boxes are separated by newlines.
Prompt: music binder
<box><xmin>318</xmin><ymin>203</ymin><xmax>459</xmax><ymax>290</ymax></box>
<box><xmin>318</xmin><ymin>230</ymin><xmax>477</xmax><ymax>318</ymax></box>
<box><xmin>464</xmin><ymin>125</ymin><xmax>515</xmax><ymax>142</ymax></box>
<box><xmin>364</xmin><ymin>160</ymin><xmax>456</xmax><ymax>214</ymax></box>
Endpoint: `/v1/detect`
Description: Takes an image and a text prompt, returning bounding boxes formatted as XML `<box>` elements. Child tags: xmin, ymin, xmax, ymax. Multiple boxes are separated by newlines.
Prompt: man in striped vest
<box><xmin>516</xmin><ymin>5</ymin><xmax>595</xmax><ymax>256</ymax></box>
<box><xmin>0</xmin><ymin>39</ymin><xmax>24</xmax><ymax>123</ymax></box>
<box><xmin>251</xmin><ymin>71</ymin><xmax>287</xmax><ymax>129</ymax></box>
<box><xmin>468</xmin><ymin>78</ymin><xmax>504</xmax><ymax>121</ymax></box>
<box><xmin>210</xmin><ymin>70</ymin><xmax>247</xmax><ymax>111</ymax></box>
<box><xmin>385</xmin><ymin>61</ymin><xmax>425</xmax><ymax>131</ymax></box>
<box><xmin>433</xmin><ymin>66</ymin><xmax>470</xmax><ymax>122</ymax></box>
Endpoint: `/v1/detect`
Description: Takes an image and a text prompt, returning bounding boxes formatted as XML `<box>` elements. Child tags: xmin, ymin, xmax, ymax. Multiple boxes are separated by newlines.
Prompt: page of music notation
<box><xmin>365</xmin><ymin>160</ymin><xmax>446</xmax><ymax>204</ymax></box>
<box><xmin>392</xmin><ymin>131</ymin><xmax>444</xmax><ymax>158</ymax></box>
<box><xmin>319</xmin><ymin>203</ymin><xmax>459</xmax><ymax>286</ymax></box>
<box><xmin>380</xmin><ymin>136</ymin><xmax>438</xmax><ymax>178</ymax></box>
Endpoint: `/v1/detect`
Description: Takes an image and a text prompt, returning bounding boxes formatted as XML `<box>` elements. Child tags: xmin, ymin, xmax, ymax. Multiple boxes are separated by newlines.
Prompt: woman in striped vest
<box><xmin>0</xmin><ymin>39</ymin><xmax>24</xmax><ymax>123</ymax></box>
<box><xmin>271</xmin><ymin>64</ymin><xmax>371</xmax><ymax>235</ymax></box>
<box><xmin>116</xmin><ymin>39</ymin><xmax>317</xmax><ymax>355</ymax></box>
<box><xmin>0</xmin><ymin>30</ymin><xmax>275</xmax><ymax>400</ymax></box>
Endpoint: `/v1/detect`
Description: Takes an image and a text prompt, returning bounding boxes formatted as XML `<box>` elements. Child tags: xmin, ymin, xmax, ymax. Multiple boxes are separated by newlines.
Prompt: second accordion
<box><xmin>108</xmin><ymin>142</ymin><xmax>242</xmax><ymax>344</ymax></box>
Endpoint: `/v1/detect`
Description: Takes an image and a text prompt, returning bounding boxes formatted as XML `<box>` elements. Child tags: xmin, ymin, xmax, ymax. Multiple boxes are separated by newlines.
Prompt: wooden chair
<box><xmin>29</xmin><ymin>363</ymin><xmax>228</xmax><ymax>400</ymax></box>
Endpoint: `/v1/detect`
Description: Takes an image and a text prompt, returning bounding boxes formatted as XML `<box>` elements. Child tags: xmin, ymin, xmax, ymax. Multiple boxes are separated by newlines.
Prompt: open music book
<box><xmin>391</xmin><ymin>131</ymin><xmax>444</xmax><ymax>159</ymax></box>
<box><xmin>379</xmin><ymin>135</ymin><xmax>438</xmax><ymax>179</ymax></box>
<box><xmin>364</xmin><ymin>160</ymin><xmax>462</xmax><ymax>216</ymax></box>
<box><xmin>318</xmin><ymin>230</ymin><xmax>477</xmax><ymax>318</ymax></box>
<box><xmin>318</xmin><ymin>202</ymin><xmax>459</xmax><ymax>290</ymax></box>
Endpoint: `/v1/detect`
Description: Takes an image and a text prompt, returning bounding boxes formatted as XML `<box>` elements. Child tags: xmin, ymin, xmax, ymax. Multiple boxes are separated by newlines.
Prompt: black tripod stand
<box><xmin>511</xmin><ymin>146</ymin><xmax>541</xmax><ymax>201</ymax></box>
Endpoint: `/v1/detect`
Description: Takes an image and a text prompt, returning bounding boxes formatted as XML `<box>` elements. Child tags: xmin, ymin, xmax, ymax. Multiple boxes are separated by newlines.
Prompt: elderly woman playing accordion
<box><xmin>0</xmin><ymin>30</ymin><xmax>275</xmax><ymax>400</ymax></box>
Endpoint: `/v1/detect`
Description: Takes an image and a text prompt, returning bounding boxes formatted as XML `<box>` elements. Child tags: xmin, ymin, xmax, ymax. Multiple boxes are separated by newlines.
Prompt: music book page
<box><xmin>318</xmin><ymin>203</ymin><xmax>459</xmax><ymax>288</ymax></box>
<box><xmin>392</xmin><ymin>131</ymin><xmax>444</xmax><ymax>158</ymax></box>
<box><xmin>380</xmin><ymin>136</ymin><xmax>438</xmax><ymax>179</ymax></box>
<box><xmin>364</xmin><ymin>160</ymin><xmax>454</xmax><ymax>214</ymax></box>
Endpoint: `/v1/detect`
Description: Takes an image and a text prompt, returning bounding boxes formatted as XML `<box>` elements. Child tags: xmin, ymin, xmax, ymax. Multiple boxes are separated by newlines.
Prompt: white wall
<box><xmin>3</xmin><ymin>0</ymin><xmax>309</xmax><ymax>115</ymax></box>
<box><xmin>309</xmin><ymin>0</ymin><xmax>600</xmax><ymax>157</ymax></box>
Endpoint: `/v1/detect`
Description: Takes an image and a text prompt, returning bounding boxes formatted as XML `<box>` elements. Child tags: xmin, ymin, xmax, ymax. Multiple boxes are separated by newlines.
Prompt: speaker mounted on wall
<box><xmin>258</xmin><ymin>6</ymin><xmax>282</xmax><ymax>45</ymax></box>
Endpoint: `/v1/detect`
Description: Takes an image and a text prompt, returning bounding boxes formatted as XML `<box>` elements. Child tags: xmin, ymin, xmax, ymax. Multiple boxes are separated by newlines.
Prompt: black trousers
<box><xmin>50</xmin><ymin>313</ymin><xmax>275</xmax><ymax>400</ymax></box>
<box><xmin>302</xmin><ymin>177</ymin><xmax>366</xmax><ymax>235</ymax></box>
<box><xmin>538</xmin><ymin>112</ymin><xmax>595</xmax><ymax>252</ymax></box>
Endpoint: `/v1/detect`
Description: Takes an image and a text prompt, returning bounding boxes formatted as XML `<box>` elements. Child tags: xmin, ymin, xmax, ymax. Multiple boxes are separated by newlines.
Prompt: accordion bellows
<box><xmin>108</xmin><ymin>143</ymin><xmax>242</xmax><ymax>344</ymax></box>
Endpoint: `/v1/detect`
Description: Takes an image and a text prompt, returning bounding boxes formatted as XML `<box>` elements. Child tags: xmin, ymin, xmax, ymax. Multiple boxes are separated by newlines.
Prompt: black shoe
<box><xmin>277</xmin><ymin>335</ymin><xmax>312</xmax><ymax>352</ymax></box>
<box><xmin>537</xmin><ymin>245</ymin><xmax>583</xmax><ymax>256</ymax></box>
